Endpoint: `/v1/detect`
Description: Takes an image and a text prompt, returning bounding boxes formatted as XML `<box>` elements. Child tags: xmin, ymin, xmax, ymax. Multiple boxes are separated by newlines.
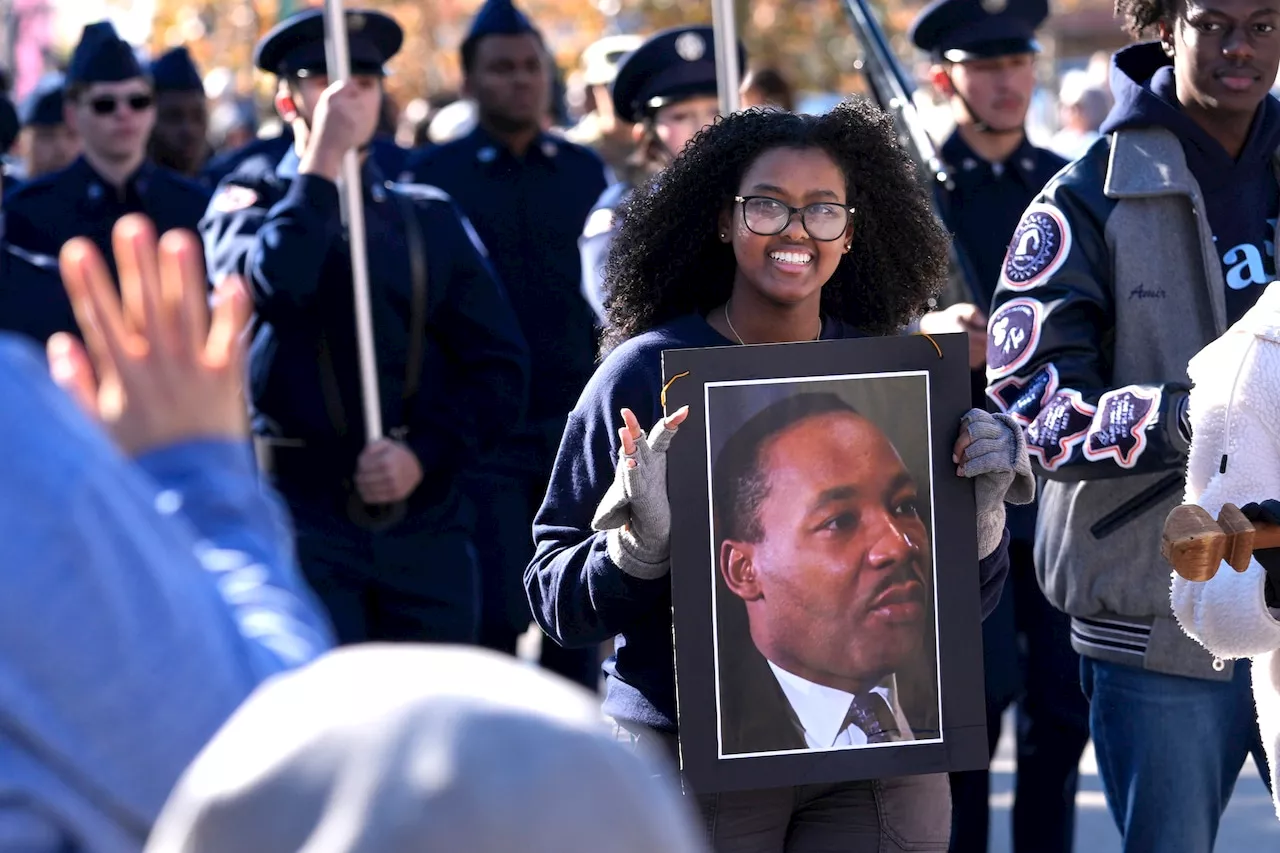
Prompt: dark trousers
<box><xmin>464</xmin><ymin>469</ymin><xmax>600</xmax><ymax>690</ymax></box>
<box><xmin>948</xmin><ymin>539</ymin><xmax>1090</xmax><ymax>853</ymax></box>
<box><xmin>288</xmin><ymin>498</ymin><xmax>480</xmax><ymax>646</ymax></box>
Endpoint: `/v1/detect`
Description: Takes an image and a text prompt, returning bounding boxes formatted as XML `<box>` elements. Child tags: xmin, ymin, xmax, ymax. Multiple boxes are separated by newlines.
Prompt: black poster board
<box><xmin>661</xmin><ymin>332</ymin><xmax>989</xmax><ymax>794</ymax></box>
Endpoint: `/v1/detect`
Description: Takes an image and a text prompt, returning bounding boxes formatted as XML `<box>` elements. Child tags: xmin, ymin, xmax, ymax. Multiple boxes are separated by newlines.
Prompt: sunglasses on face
<box><xmin>87</xmin><ymin>93</ymin><xmax>154</xmax><ymax>116</ymax></box>
<box><xmin>735</xmin><ymin>196</ymin><xmax>855</xmax><ymax>242</ymax></box>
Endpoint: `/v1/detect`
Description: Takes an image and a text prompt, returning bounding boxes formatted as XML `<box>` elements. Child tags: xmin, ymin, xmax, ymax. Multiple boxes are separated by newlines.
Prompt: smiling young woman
<box><xmin>525</xmin><ymin>100</ymin><xmax>1036</xmax><ymax>853</ymax></box>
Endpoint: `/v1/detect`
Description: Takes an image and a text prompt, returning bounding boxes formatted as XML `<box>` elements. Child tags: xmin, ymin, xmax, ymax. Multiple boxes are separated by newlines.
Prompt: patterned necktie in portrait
<box><xmin>839</xmin><ymin>692</ymin><xmax>902</xmax><ymax>745</ymax></box>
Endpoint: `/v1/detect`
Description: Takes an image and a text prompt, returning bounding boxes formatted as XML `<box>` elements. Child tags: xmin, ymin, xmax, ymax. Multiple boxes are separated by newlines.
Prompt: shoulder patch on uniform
<box><xmin>1082</xmin><ymin>386</ymin><xmax>1162</xmax><ymax>468</ymax></box>
<box><xmin>1001</xmin><ymin>202</ymin><xmax>1072</xmax><ymax>291</ymax></box>
<box><xmin>388</xmin><ymin>181</ymin><xmax>454</xmax><ymax>205</ymax></box>
<box><xmin>986</xmin><ymin>297</ymin><xmax>1043</xmax><ymax>378</ymax></box>
<box><xmin>210</xmin><ymin>184</ymin><xmax>259</xmax><ymax>213</ymax></box>
<box><xmin>582</xmin><ymin>207</ymin><xmax>615</xmax><ymax>240</ymax></box>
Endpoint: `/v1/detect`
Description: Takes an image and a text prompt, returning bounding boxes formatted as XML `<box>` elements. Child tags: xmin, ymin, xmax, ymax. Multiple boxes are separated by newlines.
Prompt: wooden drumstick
<box><xmin>1162</xmin><ymin>503</ymin><xmax>1280</xmax><ymax>582</ymax></box>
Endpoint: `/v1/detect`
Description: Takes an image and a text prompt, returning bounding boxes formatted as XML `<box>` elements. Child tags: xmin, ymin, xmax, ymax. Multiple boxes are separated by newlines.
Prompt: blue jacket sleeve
<box><xmin>978</xmin><ymin>528</ymin><xmax>1011</xmax><ymax>620</ymax></box>
<box><xmin>133</xmin><ymin>439</ymin><xmax>336</xmax><ymax>669</ymax></box>
<box><xmin>200</xmin><ymin>174</ymin><xmax>342</xmax><ymax>319</ymax></box>
<box><xmin>984</xmin><ymin>149</ymin><xmax>1190</xmax><ymax>482</ymax></box>
<box><xmin>404</xmin><ymin>200</ymin><xmax>530</xmax><ymax>477</ymax></box>
<box><xmin>525</xmin><ymin>346</ymin><xmax>673</xmax><ymax>648</ymax></box>
<box><xmin>0</xmin><ymin>358</ymin><xmax>334</xmax><ymax>846</ymax></box>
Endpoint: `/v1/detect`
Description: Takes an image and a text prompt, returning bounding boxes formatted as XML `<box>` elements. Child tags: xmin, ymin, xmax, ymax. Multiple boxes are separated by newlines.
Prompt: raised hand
<box><xmin>50</xmin><ymin>214</ymin><xmax>252</xmax><ymax>457</ymax></box>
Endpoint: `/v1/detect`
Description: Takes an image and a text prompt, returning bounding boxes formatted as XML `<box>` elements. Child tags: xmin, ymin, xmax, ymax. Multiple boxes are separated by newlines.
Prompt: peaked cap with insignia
<box><xmin>909</xmin><ymin>0</ymin><xmax>1048</xmax><ymax>62</ymax></box>
<box><xmin>610</xmin><ymin>25</ymin><xmax>746</xmax><ymax>124</ymax></box>
<box><xmin>461</xmin><ymin>0</ymin><xmax>542</xmax><ymax>64</ymax></box>
<box><xmin>67</xmin><ymin>21</ymin><xmax>147</xmax><ymax>86</ymax></box>
<box><xmin>151</xmin><ymin>46</ymin><xmax>204</xmax><ymax>92</ymax></box>
<box><xmin>254</xmin><ymin>8</ymin><xmax>403</xmax><ymax>77</ymax></box>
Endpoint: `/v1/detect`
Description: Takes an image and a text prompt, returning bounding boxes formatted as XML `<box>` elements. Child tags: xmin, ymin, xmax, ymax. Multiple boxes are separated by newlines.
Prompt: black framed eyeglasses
<box><xmin>88</xmin><ymin>93</ymin><xmax>154</xmax><ymax>116</ymax></box>
<box><xmin>735</xmin><ymin>195</ymin><xmax>855</xmax><ymax>242</ymax></box>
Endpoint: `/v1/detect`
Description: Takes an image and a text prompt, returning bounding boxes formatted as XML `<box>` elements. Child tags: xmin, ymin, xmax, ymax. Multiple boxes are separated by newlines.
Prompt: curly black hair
<box><xmin>1115</xmin><ymin>0</ymin><xmax>1177</xmax><ymax>36</ymax></box>
<box><xmin>600</xmin><ymin>97</ymin><xmax>950</xmax><ymax>353</ymax></box>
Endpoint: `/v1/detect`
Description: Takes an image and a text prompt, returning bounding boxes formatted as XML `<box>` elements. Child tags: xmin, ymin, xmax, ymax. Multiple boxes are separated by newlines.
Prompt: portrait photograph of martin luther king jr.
<box><xmin>708</xmin><ymin>375</ymin><xmax>942</xmax><ymax>758</ymax></box>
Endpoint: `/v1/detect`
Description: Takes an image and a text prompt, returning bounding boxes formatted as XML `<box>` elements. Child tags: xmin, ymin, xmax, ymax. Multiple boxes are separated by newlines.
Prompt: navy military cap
<box><xmin>611</xmin><ymin>25</ymin><xmax>746</xmax><ymax>124</ymax></box>
<box><xmin>151</xmin><ymin>46</ymin><xmax>203</xmax><ymax>92</ymax></box>
<box><xmin>909</xmin><ymin>0</ymin><xmax>1048</xmax><ymax>62</ymax></box>
<box><xmin>254</xmin><ymin>9</ymin><xmax>403</xmax><ymax>77</ymax></box>
<box><xmin>462</xmin><ymin>0</ymin><xmax>541</xmax><ymax>60</ymax></box>
<box><xmin>66</xmin><ymin>21</ymin><xmax>147</xmax><ymax>86</ymax></box>
<box><xmin>18</xmin><ymin>73</ymin><xmax>64</xmax><ymax>127</ymax></box>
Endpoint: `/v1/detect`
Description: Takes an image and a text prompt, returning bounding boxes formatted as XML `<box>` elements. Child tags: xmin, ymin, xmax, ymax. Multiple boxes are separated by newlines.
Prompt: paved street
<box><xmin>987</xmin><ymin>711</ymin><xmax>1279</xmax><ymax>852</ymax></box>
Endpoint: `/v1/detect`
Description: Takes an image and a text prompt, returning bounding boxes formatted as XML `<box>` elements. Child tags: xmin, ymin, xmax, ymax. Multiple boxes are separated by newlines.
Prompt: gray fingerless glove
<box><xmin>958</xmin><ymin>409</ymin><xmax>1035</xmax><ymax>559</ymax></box>
<box><xmin>591</xmin><ymin>419</ymin><xmax>680</xmax><ymax>580</ymax></box>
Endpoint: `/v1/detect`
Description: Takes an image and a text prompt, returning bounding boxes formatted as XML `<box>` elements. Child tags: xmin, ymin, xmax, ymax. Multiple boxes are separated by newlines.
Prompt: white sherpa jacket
<box><xmin>1171</xmin><ymin>281</ymin><xmax>1280</xmax><ymax>820</ymax></box>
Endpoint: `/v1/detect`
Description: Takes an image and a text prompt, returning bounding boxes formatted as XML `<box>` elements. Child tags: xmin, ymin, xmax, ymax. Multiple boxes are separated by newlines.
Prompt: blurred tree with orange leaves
<box><xmin>145</xmin><ymin>0</ymin><xmax>951</xmax><ymax>113</ymax></box>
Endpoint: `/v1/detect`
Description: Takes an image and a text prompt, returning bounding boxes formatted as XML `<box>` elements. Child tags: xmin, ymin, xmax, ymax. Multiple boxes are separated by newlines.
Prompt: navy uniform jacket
<box><xmin>580</xmin><ymin>179</ymin><xmax>632</xmax><ymax>324</ymax></box>
<box><xmin>403</xmin><ymin>127</ymin><xmax>610</xmax><ymax>453</ymax></box>
<box><xmin>936</xmin><ymin>130</ymin><xmax>1068</xmax><ymax>313</ymax></box>
<box><xmin>3</xmin><ymin>156</ymin><xmax>210</xmax><ymax>271</ymax></box>
<box><xmin>200</xmin><ymin>150</ymin><xmax>530</xmax><ymax>525</ymax></box>
<box><xmin>0</xmin><ymin>244</ymin><xmax>75</xmax><ymax>345</ymax></box>
<box><xmin>201</xmin><ymin>130</ymin><xmax>409</xmax><ymax>190</ymax></box>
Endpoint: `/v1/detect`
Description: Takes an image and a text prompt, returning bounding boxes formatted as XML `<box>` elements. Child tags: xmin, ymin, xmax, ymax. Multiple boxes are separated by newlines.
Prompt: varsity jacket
<box><xmin>985</xmin><ymin>128</ymin><xmax>1280</xmax><ymax>683</ymax></box>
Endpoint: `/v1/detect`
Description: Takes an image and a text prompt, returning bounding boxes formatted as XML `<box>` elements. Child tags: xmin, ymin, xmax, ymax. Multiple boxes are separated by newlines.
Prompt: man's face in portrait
<box><xmin>720</xmin><ymin>410</ymin><xmax>930</xmax><ymax>695</ymax></box>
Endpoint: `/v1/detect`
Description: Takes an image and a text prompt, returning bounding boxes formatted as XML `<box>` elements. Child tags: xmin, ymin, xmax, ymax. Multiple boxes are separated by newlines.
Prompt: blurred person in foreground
<box><xmin>145</xmin><ymin>645</ymin><xmax>710</xmax><ymax>853</ymax></box>
<box><xmin>0</xmin><ymin>214</ymin><xmax>333</xmax><ymax>850</ymax></box>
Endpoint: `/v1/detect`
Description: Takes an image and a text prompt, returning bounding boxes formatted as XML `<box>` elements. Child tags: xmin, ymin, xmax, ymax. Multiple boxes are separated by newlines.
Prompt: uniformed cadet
<box><xmin>401</xmin><ymin>0</ymin><xmax>610</xmax><ymax>689</ymax></box>
<box><xmin>201</xmin><ymin>8</ymin><xmax>530</xmax><ymax>647</ymax></box>
<box><xmin>563</xmin><ymin>33</ymin><xmax>644</xmax><ymax>176</ymax></box>
<box><xmin>580</xmin><ymin>25</ymin><xmax>745</xmax><ymax>323</ymax></box>
<box><xmin>907</xmin><ymin>1</ymin><xmax>1087</xmax><ymax>851</ymax></box>
<box><xmin>149</xmin><ymin>46</ymin><xmax>211</xmax><ymax>177</ymax></box>
<box><xmin>16</xmin><ymin>73</ymin><xmax>79</xmax><ymax>181</ymax></box>
<box><xmin>2</xmin><ymin>22</ymin><xmax>210</xmax><ymax>273</ymax></box>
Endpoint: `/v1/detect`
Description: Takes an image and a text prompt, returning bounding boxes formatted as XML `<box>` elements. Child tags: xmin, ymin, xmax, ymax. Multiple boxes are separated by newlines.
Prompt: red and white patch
<box><xmin>1000</xmin><ymin>202</ymin><xmax>1072</xmax><ymax>291</ymax></box>
<box><xmin>211</xmin><ymin>185</ymin><xmax>259</xmax><ymax>213</ymax></box>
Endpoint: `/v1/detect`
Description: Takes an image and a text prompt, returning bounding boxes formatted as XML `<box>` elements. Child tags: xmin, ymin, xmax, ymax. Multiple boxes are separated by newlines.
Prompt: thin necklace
<box><xmin>723</xmin><ymin>301</ymin><xmax>822</xmax><ymax>345</ymax></box>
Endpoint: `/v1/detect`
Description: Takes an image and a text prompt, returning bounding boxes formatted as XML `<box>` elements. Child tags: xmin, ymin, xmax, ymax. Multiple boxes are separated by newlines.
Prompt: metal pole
<box><xmin>322</xmin><ymin>0</ymin><xmax>384</xmax><ymax>443</ymax></box>
<box><xmin>710</xmin><ymin>0</ymin><xmax>741</xmax><ymax>116</ymax></box>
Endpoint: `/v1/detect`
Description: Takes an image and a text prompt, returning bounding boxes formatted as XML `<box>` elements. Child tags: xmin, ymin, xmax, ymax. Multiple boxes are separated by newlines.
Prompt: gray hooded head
<box><xmin>145</xmin><ymin>644</ymin><xmax>708</xmax><ymax>853</ymax></box>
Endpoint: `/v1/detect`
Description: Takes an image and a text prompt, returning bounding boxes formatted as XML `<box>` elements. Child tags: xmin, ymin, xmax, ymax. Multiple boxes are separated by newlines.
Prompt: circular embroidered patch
<box><xmin>1001</xmin><ymin>203</ymin><xmax>1072</xmax><ymax>290</ymax></box>
<box><xmin>986</xmin><ymin>297</ymin><xmax>1043</xmax><ymax>377</ymax></box>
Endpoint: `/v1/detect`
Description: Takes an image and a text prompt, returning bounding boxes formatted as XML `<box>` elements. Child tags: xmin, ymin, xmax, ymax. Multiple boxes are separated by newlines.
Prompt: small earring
<box><xmin>720</xmin><ymin>232</ymin><xmax>727</xmax><ymax>240</ymax></box>
<box><xmin>1162</xmin><ymin>41</ymin><xmax>1175</xmax><ymax>57</ymax></box>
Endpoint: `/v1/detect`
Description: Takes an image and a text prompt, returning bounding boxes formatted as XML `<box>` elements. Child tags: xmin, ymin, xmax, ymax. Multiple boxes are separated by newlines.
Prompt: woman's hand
<box><xmin>953</xmin><ymin>409</ymin><xmax>1035</xmax><ymax>559</ymax></box>
<box><xmin>49</xmin><ymin>214</ymin><xmax>252</xmax><ymax>457</ymax></box>
<box><xmin>591</xmin><ymin>405</ymin><xmax>690</xmax><ymax>579</ymax></box>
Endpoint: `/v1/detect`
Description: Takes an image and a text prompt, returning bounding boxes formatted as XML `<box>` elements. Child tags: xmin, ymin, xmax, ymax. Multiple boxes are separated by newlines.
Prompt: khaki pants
<box><xmin>612</xmin><ymin>720</ymin><xmax>951</xmax><ymax>853</ymax></box>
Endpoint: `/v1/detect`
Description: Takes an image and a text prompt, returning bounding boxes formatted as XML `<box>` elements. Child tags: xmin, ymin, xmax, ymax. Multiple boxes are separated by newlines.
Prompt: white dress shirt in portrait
<box><xmin>767</xmin><ymin>661</ymin><xmax>914</xmax><ymax>749</ymax></box>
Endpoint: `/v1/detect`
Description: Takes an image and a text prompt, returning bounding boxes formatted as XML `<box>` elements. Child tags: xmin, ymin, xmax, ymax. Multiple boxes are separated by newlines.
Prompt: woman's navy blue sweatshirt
<box><xmin>525</xmin><ymin>313</ymin><xmax>1012</xmax><ymax>733</ymax></box>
